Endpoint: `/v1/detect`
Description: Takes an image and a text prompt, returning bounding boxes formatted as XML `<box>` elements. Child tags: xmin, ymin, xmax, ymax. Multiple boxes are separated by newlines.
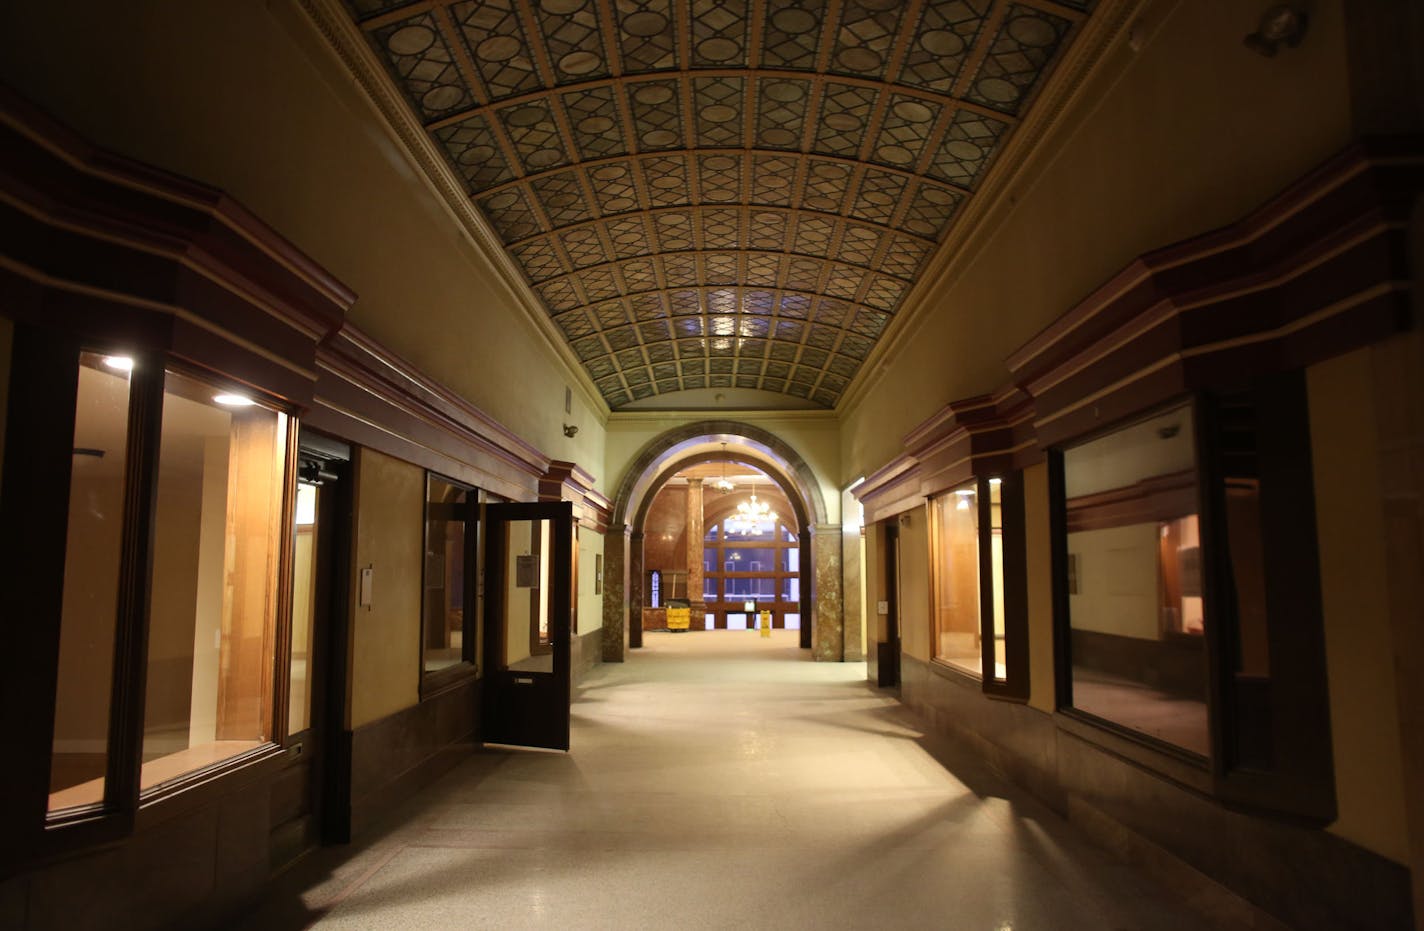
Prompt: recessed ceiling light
<box><xmin>213</xmin><ymin>393</ymin><xmax>256</xmax><ymax>407</ymax></box>
<box><xmin>103</xmin><ymin>356</ymin><xmax>134</xmax><ymax>371</ymax></box>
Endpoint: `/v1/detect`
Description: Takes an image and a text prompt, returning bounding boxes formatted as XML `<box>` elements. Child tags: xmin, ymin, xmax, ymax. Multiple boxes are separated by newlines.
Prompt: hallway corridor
<box><xmin>238</xmin><ymin>633</ymin><xmax>1219</xmax><ymax>930</ymax></box>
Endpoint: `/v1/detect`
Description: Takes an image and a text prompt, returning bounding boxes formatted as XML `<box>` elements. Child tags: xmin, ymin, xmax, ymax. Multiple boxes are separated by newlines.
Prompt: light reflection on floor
<box><xmin>236</xmin><ymin>632</ymin><xmax>1216</xmax><ymax>930</ymax></box>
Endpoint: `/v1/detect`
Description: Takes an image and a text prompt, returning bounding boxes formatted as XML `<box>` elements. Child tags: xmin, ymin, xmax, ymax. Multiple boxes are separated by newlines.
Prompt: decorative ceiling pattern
<box><xmin>344</xmin><ymin>0</ymin><xmax>1090</xmax><ymax>408</ymax></box>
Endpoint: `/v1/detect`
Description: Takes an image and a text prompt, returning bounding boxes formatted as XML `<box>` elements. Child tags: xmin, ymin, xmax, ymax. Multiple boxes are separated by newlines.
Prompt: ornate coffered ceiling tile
<box><xmin>338</xmin><ymin>0</ymin><xmax>1091</xmax><ymax>409</ymax></box>
<box><xmin>964</xmin><ymin>4</ymin><xmax>1074</xmax><ymax>115</ymax></box>
<box><xmin>450</xmin><ymin>0</ymin><xmax>541</xmax><ymax>100</ymax></box>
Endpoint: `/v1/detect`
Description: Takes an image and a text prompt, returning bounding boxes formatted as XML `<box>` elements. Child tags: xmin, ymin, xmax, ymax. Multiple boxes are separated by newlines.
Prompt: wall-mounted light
<box><xmin>1243</xmin><ymin>4</ymin><xmax>1308</xmax><ymax>57</ymax></box>
<box><xmin>563</xmin><ymin>423</ymin><xmax>579</xmax><ymax>437</ymax></box>
<box><xmin>103</xmin><ymin>355</ymin><xmax>134</xmax><ymax>372</ymax></box>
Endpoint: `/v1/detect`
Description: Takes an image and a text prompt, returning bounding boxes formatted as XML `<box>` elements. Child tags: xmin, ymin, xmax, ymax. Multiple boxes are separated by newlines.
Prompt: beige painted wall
<box><xmin>145</xmin><ymin>463</ymin><xmax>204</xmax><ymax>754</ymax></box>
<box><xmin>577</xmin><ymin>527</ymin><xmax>605</xmax><ymax>636</ymax></box>
<box><xmin>1023</xmin><ymin>463</ymin><xmax>1056</xmax><ymax>713</ymax></box>
<box><xmin>0</xmin><ymin>1</ymin><xmax>605</xmax><ymax>472</ymax></box>
<box><xmin>605</xmin><ymin>411</ymin><xmax>842</xmax><ymax>524</ymax></box>
<box><xmin>350</xmin><ymin>449</ymin><xmax>423</xmax><ymax>729</ymax></box>
<box><xmin>1308</xmin><ymin>350</ymin><xmax>1409</xmax><ymax>865</ymax></box>
<box><xmin>841</xmin><ymin>0</ymin><xmax>1352</xmax><ymax>478</ymax></box>
<box><xmin>186</xmin><ymin>437</ymin><xmax>229</xmax><ymax>748</ymax></box>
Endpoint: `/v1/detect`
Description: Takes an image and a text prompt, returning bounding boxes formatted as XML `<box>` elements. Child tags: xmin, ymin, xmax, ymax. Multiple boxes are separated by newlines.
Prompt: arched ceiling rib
<box><xmin>342</xmin><ymin>0</ymin><xmax>1091</xmax><ymax>409</ymax></box>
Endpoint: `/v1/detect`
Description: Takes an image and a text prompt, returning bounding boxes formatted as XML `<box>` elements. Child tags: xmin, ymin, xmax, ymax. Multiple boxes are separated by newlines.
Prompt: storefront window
<box><xmin>932</xmin><ymin>483</ymin><xmax>982</xmax><ymax>676</ymax></box>
<box><xmin>1062</xmin><ymin>402</ymin><xmax>1208</xmax><ymax>757</ymax></box>
<box><xmin>142</xmin><ymin>370</ymin><xmax>287</xmax><ymax>792</ymax></box>
<box><xmin>48</xmin><ymin>353</ymin><xmax>133</xmax><ymax>812</ymax></box>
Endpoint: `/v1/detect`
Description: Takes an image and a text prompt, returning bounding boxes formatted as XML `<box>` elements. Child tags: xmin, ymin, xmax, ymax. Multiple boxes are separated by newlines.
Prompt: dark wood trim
<box><xmin>1</xmin><ymin>94</ymin><xmax>347</xmax><ymax>320</ymax></box>
<box><xmin>0</xmin><ymin>327</ymin><xmax>82</xmax><ymax>870</ymax></box>
<box><xmin>308</xmin><ymin>326</ymin><xmax>547</xmax><ymax>502</ymax></box>
<box><xmin>348</xmin><ymin>676</ymin><xmax>479</xmax><ymax>838</ymax></box>
<box><xmin>308</xmin><ymin>440</ymin><xmax>355</xmax><ymax>846</ymax></box>
<box><xmin>1008</xmin><ymin>140</ymin><xmax>1422</xmax><ymax>444</ymax></box>
<box><xmin>0</xmin><ymin>86</ymin><xmax>356</xmax><ymax>408</ymax></box>
<box><xmin>853</xmin><ymin>454</ymin><xmax>923</xmax><ymax>526</ymax></box>
<box><xmin>854</xmin><ymin>385</ymin><xmax>1041</xmax><ymax>523</ymax></box>
<box><xmin>539</xmin><ymin>460</ymin><xmax>612</xmax><ymax>533</ymax></box>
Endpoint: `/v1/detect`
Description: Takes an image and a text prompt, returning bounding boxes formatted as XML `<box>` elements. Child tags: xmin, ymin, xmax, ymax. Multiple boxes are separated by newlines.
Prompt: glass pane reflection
<box><xmin>1063</xmin><ymin>403</ymin><xmax>1208</xmax><ymax>757</ymax></box>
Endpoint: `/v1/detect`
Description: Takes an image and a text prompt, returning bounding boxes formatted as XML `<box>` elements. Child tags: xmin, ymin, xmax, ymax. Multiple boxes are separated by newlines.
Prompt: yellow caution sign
<box><xmin>759</xmin><ymin>610</ymin><xmax>772</xmax><ymax>638</ymax></box>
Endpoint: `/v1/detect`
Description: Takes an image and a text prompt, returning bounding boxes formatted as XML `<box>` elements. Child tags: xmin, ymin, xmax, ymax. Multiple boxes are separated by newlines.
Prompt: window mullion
<box><xmin>107</xmin><ymin>352</ymin><xmax>166</xmax><ymax>820</ymax></box>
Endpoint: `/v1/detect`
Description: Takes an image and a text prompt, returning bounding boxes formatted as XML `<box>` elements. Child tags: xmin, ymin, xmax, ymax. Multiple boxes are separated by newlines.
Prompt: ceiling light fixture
<box><xmin>726</xmin><ymin>480</ymin><xmax>777</xmax><ymax>536</ymax></box>
<box><xmin>213</xmin><ymin>393</ymin><xmax>256</xmax><ymax>407</ymax></box>
<box><xmin>714</xmin><ymin>442</ymin><xmax>735</xmax><ymax>492</ymax></box>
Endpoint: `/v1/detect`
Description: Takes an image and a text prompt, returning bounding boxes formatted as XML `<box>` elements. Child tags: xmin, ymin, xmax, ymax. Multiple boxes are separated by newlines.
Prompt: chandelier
<box><xmin>725</xmin><ymin>483</ymin><xmax>777</xmax><ymax>536</ymax></box>
<box><xmin>713</xmin><ymin>442</ymin><xmax>735</xmax><ymax>492</ymax></box>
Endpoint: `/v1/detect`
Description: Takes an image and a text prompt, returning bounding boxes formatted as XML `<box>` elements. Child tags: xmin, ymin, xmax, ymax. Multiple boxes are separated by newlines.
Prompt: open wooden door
<box><xmin>482</xmin><ymin>501</ymin><xmax>574</xmax><ymax>751</ymax></box>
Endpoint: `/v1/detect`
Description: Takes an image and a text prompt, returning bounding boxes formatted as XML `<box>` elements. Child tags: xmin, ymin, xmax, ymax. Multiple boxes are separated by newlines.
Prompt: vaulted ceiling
<box><xmin>341</xmin><ymin>0</ymin><xmax>1091</xmax><ymax>409</ymax></box>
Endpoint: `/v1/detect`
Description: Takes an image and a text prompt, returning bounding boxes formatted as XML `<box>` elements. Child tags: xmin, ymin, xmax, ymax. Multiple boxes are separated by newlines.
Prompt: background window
<box><xmin>143</xmin><ymin>370</ymin><xmax>287</xmax><ymax>792</ymax></box>
<box><xmin>288</xmin><ymin>482</ymin><xmax>319</xmax><ymax>736</ymax></box>
<box><xmin>48</xmin><ymin>352</ymin><xmax>133</xmax><ymax>813</ymax></box>
<box><xmin>423</xmin><ymin>475</ymin><xmax>473</xmax><ymax>673</ymax></box>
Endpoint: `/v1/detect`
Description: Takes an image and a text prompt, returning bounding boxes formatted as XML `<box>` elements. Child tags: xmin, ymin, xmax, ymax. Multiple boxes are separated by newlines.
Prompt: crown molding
<box><xmin>292</xmin><ymin>0</ymin><xmax>609</xmax><ymax>422</ymax></box>
<box><xmin>836</xmin><ymin>0</ymin><xmax>1146</xmax><ymax>416</ymax></box>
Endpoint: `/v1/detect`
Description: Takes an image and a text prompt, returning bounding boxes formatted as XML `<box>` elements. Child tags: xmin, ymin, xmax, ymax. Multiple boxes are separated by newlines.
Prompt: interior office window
<box><xmin>1062</xmin><ymin>402</ymin><xmax>1208</xmax><ymax>758</ymax></box>
<box><xmin>288</xmin><ymin>482</ymin><xmax>318</xmax><ymax>736</ymax></box>
<box><xmin>48</xmin><ymin>352</ymin><xmax>133</xmax><ymax>813</ymax></box>
<box><xmin>931</xmin><ymin>483</ymin><xmax>982</xmax><ymax>676</ymax></box>
<box><xmin>143</xmin><ymin>369</ymin><xmax>287</xmax><ymax>792</ymax></box>
<box><xmin>423</xmin><ymin>475</ymin><xmax>473</xmax><ymax>673</ymax></box>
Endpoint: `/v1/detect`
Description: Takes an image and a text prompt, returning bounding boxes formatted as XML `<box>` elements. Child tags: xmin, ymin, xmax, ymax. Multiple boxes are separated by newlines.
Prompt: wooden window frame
<box><xmin>1049</xmin><ymin>383</ymin><xmax>1335</xmax><ymax>820</ymax></box>
<box><xmin>700</xmin><ymin>517</ymin><xmax>801</xmax><ymax>629</ymax></box>
<box><xmin>419</xmin><ymin>472</ymin><xmax>481</xmax><ymax>697</ymax></box>
<box><xmin>1</xmin><ymin>327</ymin><xmax>297</xmax><ymax>870</ymax></box>
<box><xmin>927</xmin><ymin>474</ymin><xmax>1031</xmax><ymax>701</ymax></box>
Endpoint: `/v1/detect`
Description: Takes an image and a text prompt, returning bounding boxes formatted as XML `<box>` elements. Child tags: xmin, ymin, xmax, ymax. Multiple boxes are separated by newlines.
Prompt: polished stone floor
<box><xmin>236</xmin><ymin>631</ymin><xmax>1216</xmax><ymax>930</ymax></box>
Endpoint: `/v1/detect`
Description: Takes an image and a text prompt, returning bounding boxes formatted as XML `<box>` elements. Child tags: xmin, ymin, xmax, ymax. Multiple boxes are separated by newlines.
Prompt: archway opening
<box><xmin>640</xmin><ymin>458</ymin><xmax>804</xmax><ymax>635</ymax></box>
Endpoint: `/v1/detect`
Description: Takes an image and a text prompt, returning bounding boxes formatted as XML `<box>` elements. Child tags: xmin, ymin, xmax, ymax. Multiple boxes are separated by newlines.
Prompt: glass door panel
<box><xmin>483</xmin><ymin>502</ymin><xmax>573</xmax><ymax>751</ymax></box>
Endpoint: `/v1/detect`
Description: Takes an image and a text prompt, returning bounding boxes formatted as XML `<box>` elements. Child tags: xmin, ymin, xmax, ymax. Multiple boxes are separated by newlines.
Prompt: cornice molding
<box><xmin>294</xmin><ymin>0</ymin><xmax>609</xmax><ymax>422</ymax></box>
<box><xmin>540</xmin><ymin>459</ymin><xmax>613</xmax><ymax>533</ymax></box>
<box><xmin>837</xmin><ymin>0</ymin><xmax>1144</xmax><ymax>416</ymax></box>
<box><xmin>606</xmin><ymin>408</ymin><xmax>840</xmax><ymax>427</ymax></box>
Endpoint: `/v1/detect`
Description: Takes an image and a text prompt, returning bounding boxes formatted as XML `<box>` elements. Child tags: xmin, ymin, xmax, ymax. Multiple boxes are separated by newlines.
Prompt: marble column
<box><xmin>811</xmin><ymin>523</ymin><xmax>844</xmax><ymax>662</ymax></box>
<box><xmin>841</xmin><ymin>520</ymin><xmax>866</xmax><ymax>661</ymax></box>
<box><xmin>798</xmin><ymin>529</ymin><xmax>812</xmax><ymax>649</ymax></box>
<box><xmin>601</xmin><ymin>525</ymin><xmax>629</xmax><ymax>662</ymax></box>
<box><xmin>628</xmin><ymin>531</ymin><xmax>645</xmax><ymax>648</ymax></box>
<box><xmin>685</xmin><ymin>478</ymin><xmax>705</xmax><ymax>626</ymax></box>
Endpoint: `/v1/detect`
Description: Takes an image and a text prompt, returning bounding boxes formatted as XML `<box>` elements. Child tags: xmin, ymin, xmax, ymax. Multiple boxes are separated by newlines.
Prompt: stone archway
<box><xmin>601</xmin><ymin>421</ymin><xmax>842</xmax><ymax>663</ymax></box>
